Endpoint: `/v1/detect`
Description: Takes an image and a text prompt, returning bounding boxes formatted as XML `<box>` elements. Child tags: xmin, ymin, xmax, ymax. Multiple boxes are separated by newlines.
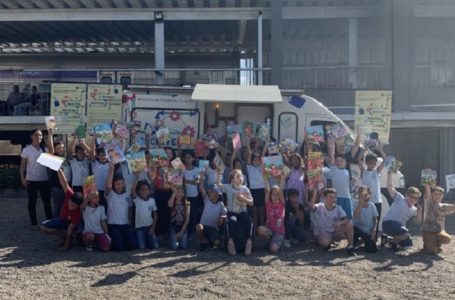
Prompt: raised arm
<box><xmin>88</xmin><ymin>135</ymin><xmax>96</xmax><ymax>161</ymax></box>
<box><xmin>199</xmin><ymin>172</ymin><xmax>207</xmax><ymax>199</ymax></box>
<box><xmin>387</xmin><ymin>171</ymin><xmax>397</xmax><ymax>199</ymax></box>
<box><xmin>47</xmin><ymin>128</ymin><xmax>55</xmax><ymax>154</ymax></box>
<box><xmin>79</xmin><ymin>138</ymin><xmax>92</xmax><ymax>158</ymax></box>
<box><xmin>57</xmin><ymin>168</ymin><xmax>70</xmax><ymax>193</ymax></box>
<box><xmin>131</xmin><ymin>173</ymin><xmax>140</xmax><ymax>199</ymax></box>
<box><xmin>350</xmin><ymin>131</ymin><xmax>361</xmax><ymax>158</ymax></box>
<box><xmin>308</xmin><ymin>189</ymin><xmax>317</xmax><ymax>211</ymax></box>
<box><xmin>376</xmin><ymin>143</ymin><xmax>386</xmax><ymax>173</ymax></box>
<box><xmin>105</xmin><ymin>162</ymin><xmax>115</xmax><ymax>195</ymax></box>
<box><xmin>327</xmin><ymin>138</ymin><xmax>336</xmax><ymax>166</ymax></box>
<box><xmin>230</xmin><ymin>149</ymin><xmax>238</xmax><ymax>170</ymax></box>
<box><xmin>67</xmin><ymin>135</ymin><xmax>77</xmax><ymax>160</ymax></box>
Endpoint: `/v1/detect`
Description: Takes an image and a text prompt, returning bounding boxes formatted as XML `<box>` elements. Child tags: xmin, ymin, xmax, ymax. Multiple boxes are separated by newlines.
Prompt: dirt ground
<box><xmin>1</xmin><ymin>197</ymin><xmax>455</xmax><ymax>300</ymax></box>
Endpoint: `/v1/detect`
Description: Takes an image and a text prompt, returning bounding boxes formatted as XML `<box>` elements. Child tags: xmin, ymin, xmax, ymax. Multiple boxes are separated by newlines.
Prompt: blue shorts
<box><xmin>42</xmin><ymin>218</ymin><xmax>69</xmax><ymax>229</ymax></box>
<box><xmin>382</xmin><ymin>220</ymin><xmax>408</xmax><ymax>237</ymax></box>
<box><xmin>336</xmin><ymin>197</ymin><xmax>353</xmax><ymax>219</ymax></box>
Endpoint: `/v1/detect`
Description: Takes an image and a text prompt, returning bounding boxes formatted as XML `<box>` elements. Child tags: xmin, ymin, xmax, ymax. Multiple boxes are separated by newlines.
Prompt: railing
<box><xmin>414</xmin><ymin>65</ymin><xmax>455</xmax><ymax>89</ymax></box>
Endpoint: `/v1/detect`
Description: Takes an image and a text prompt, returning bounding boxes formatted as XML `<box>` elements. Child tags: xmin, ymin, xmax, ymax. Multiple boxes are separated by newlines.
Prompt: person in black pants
<box><xmin>19</xmin><ymin>129</ymin><xmax>52</xmax><ymax>228</ymax></box>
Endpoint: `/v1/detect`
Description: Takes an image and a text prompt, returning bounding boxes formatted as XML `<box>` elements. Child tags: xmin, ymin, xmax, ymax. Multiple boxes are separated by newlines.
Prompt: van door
<box><xmin>235</xmin><ymin>103</ymin><xmax>273</xmax><ymax>128</ymax></box>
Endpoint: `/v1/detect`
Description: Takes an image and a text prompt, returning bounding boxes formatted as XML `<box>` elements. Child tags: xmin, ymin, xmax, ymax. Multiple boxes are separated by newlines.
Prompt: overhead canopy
<box><xmin>191</xmin><ymin>84</ymin><xmax>282</xmax><ymax>103</ymax></box>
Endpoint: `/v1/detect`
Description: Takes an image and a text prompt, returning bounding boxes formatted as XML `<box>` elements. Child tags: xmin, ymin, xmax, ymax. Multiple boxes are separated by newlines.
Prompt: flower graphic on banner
<box><xmin>169</xmin><ymin>111</ymin><xmax>181</xmax><ymax>122</ymax></box>
<box><xmin>182</xmin><ymin>126</ymin><xmax>196</xmax><ymax>137</ymax></box>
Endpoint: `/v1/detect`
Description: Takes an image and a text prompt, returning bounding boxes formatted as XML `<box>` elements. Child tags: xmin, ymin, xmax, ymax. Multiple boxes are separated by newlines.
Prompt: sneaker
<box><xmin>244</xmin><ymin>239</ymin><xmax>252</xmax><ymax>256</ymax></box>
<box><xmin>198</xmin><ymin>242</ymin><xmax>208</xmax><ymax>252</ymax></box>
<box><xmin>227</xmin><ymin>239</ymin><xmax>236</xmax><ymax>256</ymax></box>
<box><xmin>346</xmin><ymin>246</ymin><xmax>356</xmax><ymax>256</ymax></box>
<box><xmin>283</xmin><ymin>239</ymin><xmax>291</xmax><ymax>249</ymax></box>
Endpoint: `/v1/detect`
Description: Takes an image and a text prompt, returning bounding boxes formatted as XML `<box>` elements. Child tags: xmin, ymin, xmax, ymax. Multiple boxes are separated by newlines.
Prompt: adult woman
<box><xmin>20</xmin><ymin>129</ymin><xmax>52</xmax><ymax>228</ymax></box>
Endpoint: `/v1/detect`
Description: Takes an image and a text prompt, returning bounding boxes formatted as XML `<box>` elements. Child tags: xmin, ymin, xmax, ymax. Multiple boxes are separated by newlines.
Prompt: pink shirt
<box><xmin>265</xmin><ymin>201</ymin><xmax>285</xmax><ymax>234</ymax></box>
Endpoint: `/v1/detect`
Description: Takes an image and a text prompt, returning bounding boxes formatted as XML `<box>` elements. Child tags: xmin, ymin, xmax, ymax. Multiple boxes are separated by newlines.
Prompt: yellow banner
<box><xmin>50</xmin><ymin>83</ymin><xmax>87</xmax><ymax>134</ymax></box>
<box><xmin>86</xmin><ymin>84</ymin><xmax>123</xmax><ymax>128</ymax></box>
<box><xmin>355</xmin><ymin>90</ymin><xmax>393</xmax><ymax>143</ymax></box>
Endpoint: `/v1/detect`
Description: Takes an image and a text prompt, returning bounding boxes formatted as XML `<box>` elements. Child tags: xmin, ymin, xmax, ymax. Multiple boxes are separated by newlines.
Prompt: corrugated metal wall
<box><xmin>387</xmin><ymin>127</ymin><xmax>455</xmax><ymax>198</ymax></box>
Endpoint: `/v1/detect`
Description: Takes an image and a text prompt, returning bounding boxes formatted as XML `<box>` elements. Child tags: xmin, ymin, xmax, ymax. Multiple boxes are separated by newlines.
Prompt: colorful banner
<box><xmin>355</xmin><ymin>90</ymin><xmax>393</xmax><ymax>144</ymax></box>
<box><xmin>50</xmin><ymin>83</ymin><xmax>86</xmax><ymax>134</ymax></box>
<box><xmin>87</xmin><ymin>84</ymin><xmax>123</xmax><ymax>128</ymax></box>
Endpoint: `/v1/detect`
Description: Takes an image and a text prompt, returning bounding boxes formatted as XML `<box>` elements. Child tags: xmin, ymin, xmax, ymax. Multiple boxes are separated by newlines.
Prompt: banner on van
<box><xmin>50</xmin><ymin>83</ymin><xmax>87</xmax><ymax>134</ymax></box>
<box><xmin>86</xmin><ymin>84</ymin><xmax>123</xmax><ymax>129</ymax></box>
<box><xmin>354</xmin><ymin>90</ymin><xmax>392</xmax><ymax>144</ymax></box>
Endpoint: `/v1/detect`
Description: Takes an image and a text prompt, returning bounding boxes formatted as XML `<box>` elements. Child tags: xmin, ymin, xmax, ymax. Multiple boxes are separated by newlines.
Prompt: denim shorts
<box><xmin>382</xmin><ymin>220</ymin><xmax>409</xmax><ymax>237</ymax></box>
<box><xmin>42</xmin><ymin>217</ymin><xmax>69</xmax><ymax>229</ymax></box>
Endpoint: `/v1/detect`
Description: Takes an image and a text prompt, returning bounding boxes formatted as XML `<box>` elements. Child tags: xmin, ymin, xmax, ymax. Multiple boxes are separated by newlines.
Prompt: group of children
<box><xmin>20</xmin><ymin>127</ymin><xmax>455</xmax><ymax>256</ymax></box>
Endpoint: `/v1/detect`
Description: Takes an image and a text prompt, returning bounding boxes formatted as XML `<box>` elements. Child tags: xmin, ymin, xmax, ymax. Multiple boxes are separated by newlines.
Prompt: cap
<box><xmin>208</xmin><ymin>184</ymin><xmax>222</xmax><ymax>195</ymax></box>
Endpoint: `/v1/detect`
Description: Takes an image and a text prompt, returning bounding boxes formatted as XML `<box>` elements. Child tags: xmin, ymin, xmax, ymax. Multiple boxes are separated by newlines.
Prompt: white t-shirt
<box><xmin>314</xmin><ymin>203</ymin><xmax>347</xmax><ymax>234</ymax></box>
<box><xmin>246</xmin><ymin>164</ymin><xmax>265</xmax><ymax>189</ymax></box>
<box><xmin>70</xmin><ymin>158</ymin><xmax>90</xmax><ymax>186</ymax></box>
<box><xmin>133</xmin><ymin>197</ymin><xmax>157</xmax><ymax>228</ymax></box>
<box><xmin>206</xmin><ymin>167</ymin><xmax>218</xmax><ymax>187</ymax></box>
<box><xmin>21</xmin><ymin>145</ymin><xmax>48</xmax><ymax>181</ymax></box>
<box><xmin>221</xmin><ymin>184</ymin><xmax>252</xmax><ymax>213</ymax></box>
<box><xmin>328</xmin><ymin>166</ymin><xmax>351</xmax><ymax>198</ymax></box>
<box><xmin>83</xmin><ymin>205</ymin><xmax>107</xmax><ymax>234</ymax></box>
<box><xmin>383</xmin><ymin>192</ymin><xmax>417</xmax><ymax>226</ymax></box>
<box><xmin>106</xmin><ymin>191</ymin><xmax>132</xmax><ymax>225</ymax></box>
<box><xmin>200</xmin><ymin>197</ymin><xmax>227</xmax><ymax>227</ymax></box>
<box><xmin>183</xmin><ymin>167</ymin><xmax>200</xmax><ymax>198</ymax></box>
<box><xmin>353</xmin><ymin>200</ymin><xmax>379</xmax><ymax>234</ymax></box>
<box><xmin>362</xmin><ymin>169</ymin><xmax>382</xmax><ymax>204</ymax></box>
<box><xmin>92</xmin><ymin>160</ymin><xmax>109</xmax><ymax>191</ymax></box>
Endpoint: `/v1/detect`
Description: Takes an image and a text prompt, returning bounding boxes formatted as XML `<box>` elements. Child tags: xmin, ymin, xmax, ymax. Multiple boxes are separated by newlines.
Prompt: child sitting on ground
<box><xmin>196</xmin><ymin>173</ymin><xmax>227</xmax><ymax>251</ymax></box>
<box><xmin>353</xmin><ymin>186</ymin><xmax>378</xmax><ymax>253</ymax></box>
<box><xmin>168</xmin><ymin>185</ymin><xmax>190</xmax><ymax>250</ymax></box>
<box><xmin>105</xmin><ymin>162</ymin><xmax>136</xmax><ymax>251</ymax></box>
<box><xmin>382</xmin><ymin>171</ymin><xmax>423</xmax><ymax>250</ymax></box>
<box><xmin>218</xmin><ymin>169</ymin><xmax>254</xmax><ymax>256</ymax></box>
<box><xmin>284</xmin><ymin>188</ymin><xmax>306</xmax><ymax>248</ymax></box>
<box><xmin>309</xmin><ymin>188</ymin><xmax>356</xmax><ymax>256</ymax></box>
<box><xmin>81</xmin><ymin>191</ymin><xmax>111</xmax><ymax>252</ymax></box>
<box><xmin>132</xmin><ymin>175</ymin><xmax>159</xmax><ymax>250</ymax></box>
<box><xmin>422</xmin><ymin>184</ymin><xmax>455</xmax><ymax>254</ymax></box>
<box><xmin>258</xmin><ymin>174</ymin><xmax>286</xmax><ymax>254</ymax></box>
<box><xmin>41</xmin><ymin>169</ymin><xmax>83</xmax><ymax>251</ymax></box>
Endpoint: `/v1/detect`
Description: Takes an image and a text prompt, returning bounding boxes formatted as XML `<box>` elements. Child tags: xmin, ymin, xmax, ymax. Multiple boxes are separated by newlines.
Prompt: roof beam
<box><xmin>282</xmin><ymin>6</ymin><xmax>382</xmax><ymax>19</ymax></box>
<box><xmin>12</xmin><ymin>0</ymin><xmax>35</xmax><ymax>9</ymax></box>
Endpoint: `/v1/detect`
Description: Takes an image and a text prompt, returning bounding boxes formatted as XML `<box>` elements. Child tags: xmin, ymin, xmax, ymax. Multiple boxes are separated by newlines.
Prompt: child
<box><xmin>82</xmin><ymin>192</ymin><xmax>111</xmax><ymax>252</ymax></box>
<box><xmin>40</xmin><ymin>169</ymin><xmax>83</xmax><ymax>251</ymax></box>
<box><xmin>285</xmin><ymin>153</ymin><xmax>306</xmax><ymax>206</ymax></box>
<box><xmin>309</xmin><ymin>188</ymin><xmax>356</xmax><ymax>255</ymax></box>
<box><xmin>196</xmin><ymin>174</ymin><xmax>227</xmax><ymax>251</ymax></box>
<box><xmin>90</xmin><ymin>145</ymin><xmax>109</xmax><ymax>209</ymax></box>
<box><xmin>168</xmin><ymin>185</ymin><xmax>190</xmax><ymax>250</ymax></box>
<box><xmin>382</xmin><ymin>171</ymin><xmax>423</xmax><ymax>250</ymax></box>
<box><xmin>132</xmin><ymin>176</ymin><xmax>159</xmax><ymax>250</ymax></box>
<box><xmin>218</xmin><ymin>169</ymin><xmax>254</xmax><ymax>256</ymax></box>
<box><xmin>358</xmin><ymin>149</ymin><xmax>385</xmax><ymax>239</ymax></box>
<box><xmin>258</xmin><ymin>174</ymin><xmax>286</xmax><ymax>254</ymax></box>
<box><xmin>105</xmin><ymin>162</ymin><xmax>136</xmax><ymax>251</ymax></box>
<box><xmin>183</xmin><ymin>151</ymin><xmax>200</xmax><ymax>234</ymax></box>
<box><xmin>327</xmin><ymin>139</ymin><xmax>353</xmax><ymax>219</ymax></box>
<box><xmin>353</xmin><ymin>186</ymin><xmax>378</xmax><ymax>253</ymax></box>
<box><xmin>422</xmin><ymin>185</ymin><xmax>455</xmax><ymax>254</ymax></box>
<box><xmin>246</xmin><ymin>144</ymin><xmax>267</xmax><ymax>232</ymax></box>
<box><xmin>68</xmin><ymin>137</ymin><xmax>90</xmax><ymax>194</ymax></box>
<box><xmin>284</xmin><ymin>188</ymin><xmax>306</xmax><ymax>247</ymax></box>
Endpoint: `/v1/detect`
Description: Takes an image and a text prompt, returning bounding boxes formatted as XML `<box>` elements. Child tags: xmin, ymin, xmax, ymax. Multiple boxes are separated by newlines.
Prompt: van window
<box><xmin>278</xmin><ymin>112</ymin><xmax>298</xmax><ymax>142</ymax></box>
<box><xmin>309</xmin><ymin>120</ymin><xmax>336</xmax><ymax>153</ymax></box>
<box><xmin>120</xmin><ymin>76</ymin><xmax>132</xmax><ymax>85</ymax></box>
<box><xmin>100</xmin><ymin>76</ymin><xmax>113</xmax><ymax>84</ymax></box>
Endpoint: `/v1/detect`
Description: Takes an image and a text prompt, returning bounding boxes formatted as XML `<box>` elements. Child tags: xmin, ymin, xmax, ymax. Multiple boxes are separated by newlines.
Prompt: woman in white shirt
<box><xmin>19</xmin><ymin>129</ymin><xmax>52</xmax><ymax>228</ymax></box>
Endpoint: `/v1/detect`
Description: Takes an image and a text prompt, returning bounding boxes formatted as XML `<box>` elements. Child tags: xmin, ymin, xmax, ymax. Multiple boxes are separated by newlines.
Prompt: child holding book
<box><xmin>81</xmin><ymin>191</ymin><xmax>111</xmax><ymax>252</ymax></box>
<box><xmin>89</xmin><ymin>137</ymin><xmax>110</xmax><ymax>209</ymax></box>
<box><xmin>168</xmin><ymin>185</ymin><xmax>190</xmax><ymax>250</ymax></box>
<box><xmin>258</xmin><ymin>174</ymin><xmax>286</xmax><ymax>254</ymax></box>
<box><xmin>285</xmin><ymin>153</ymin><xmax>307</xmax><ymax>207</ymax></box>
<box><xmin>40</xmin><ymin>169</ymin><xmax>83</xmax><ymax>251</ymax></box>
<box><xmin>353</xmin><ymin>186</ymin><xmax>378</xmax><ymax>253</ymax></box>
<box><xmin>422</xmin><ymin>185</ymin><xmax>455</xmax><ymax>254</ymax></box>
<box><xmin>183</xmin><ymin>151</ymin><xmax>201</xmax><ymax>235</ymax></box>
<box><xmin>68</xmin><ymin>136</ymin><xmax>91</xmax><ymax>194</ymax></box>
<box><xmin>196</xmin><ymin>174</ymin><xmax>227</xmax><ymax>251</ymax></box>
<box><xmin>105</xmin><ymin>162</ymin><xmax>136</xmax><ymax>251</ymax></box>
<box><xmin>285</xmin><ymin>188</ymin><xmax>306</xmax><ymax>247</ymax></box>
<box><xmin>217</xmin><ymin>169</ymin><xmax>254</xmax><ymax>256</ymax></box>
<box><xmin>132</xmin><ymin>176</ymin><xmax>159</xmax><ymax>250</ymax></box>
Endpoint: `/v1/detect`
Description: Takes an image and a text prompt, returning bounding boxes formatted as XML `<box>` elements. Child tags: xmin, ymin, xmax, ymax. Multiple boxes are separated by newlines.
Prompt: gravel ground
<box><xmin>1</xmin><ymin>197</ymin><xmax>455</xmax><ymax>300</ymax></box>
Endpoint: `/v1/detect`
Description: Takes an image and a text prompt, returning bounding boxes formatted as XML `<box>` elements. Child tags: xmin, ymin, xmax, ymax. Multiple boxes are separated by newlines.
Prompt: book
<box><xmin>36</xmin><ymin>153</ymin><xmax>65</xmax><ymax>171</ymax></box>
<box><xmin>307</xmin><ymin>152</ymin><xmax>324</xmax><ymax>190</ymax></box>
<box><xmin>166</xmin><ymin>169</ymin><xmax>184</xmax><ymax>187</ymax></box>
<box><xmin>105</xmin><ymin>144</ymin><xmax>126</xmax><ymax>164</ymax></box>
<box><xmin>232</xmin><ymin>132</ymin><xmax>241</xmax><ymax>150</ymax></box>
<box><xmin>113</xmin><ymin>122</ymin><xmax>129</xmax><ymax>141</ymax></box>
<box><xmin>134</xmin><ymin>132</ymin><xmax>147</xmax><ymax>149</ymax></box>
<box><xmin>127</xmin><ymin>143</ymin><xmax>142</xmax><ymax>153</ymax></box>
<box><xmin>155</xmin><ymin>127</ymin><xmax>171</xmax><ymax>144</ymax></box>
<box><xmin>83</xmin><ymin>175</ymin><xmax>96</xmax><ymax>197</ymax></box>
<box><xmin>326</xmin><ymin>122</ymin><xmax>349</xmax><ymax>140</ymax></box>
<box><xmin>150</xmin><ymin>148</ymin><xmax>168</xmax><ymax>167</ymax></box>
<box><xmin>446</xmin><ymin>174</ymin><xmax>455</xmax><ymax>191</ymax></box>
<box><xmin>75</xmin><ymin>124</ymin><xmax>86</xmax><ymax>139</ymax></box>
<box><xmin>306</xmin><ymin>125</ymin><xmax>325</xmax><ymax>144</ymax></box>
<box><xmin>256</xmin><ymin>123</ymin><xmax>271</xmax><ymax>141</ymax></box>
<box><xmin>227</xmin><ymin>124</ymin><xmax>242</xmax><ymax>136</ymax></box>
<box><xmin>93</xmin><ymin>123</ymin><xmax>113</xmax><ymax>146</ymax></box>
<box><xmin>268</xmin><ymin>142</ymin><xmax>280</xmax><ymax>155</ymax></box>
<box><xmin>126</xmin><ymin>151</ymin><xmax>147</xmax><ymax>174</ymax></box>
<box><xmin>421</xmin><ymin>169</ymin><xmax>437</xmax><ymax>187</ymax></box>
<box><xmin>178</xmin><ymin>134</ymin><xmax>192</xmax><ymax>146</ymax></box>
<box><xmin>384</xmin><ymin>156</ymin><xmax>402</xmax><ymax>174</ymax></box>
<box><xmin>45</xmin><ymin>116</ymin><xmax>58</xmax><ymax>130</ymax></box>
<box><xmin>171</xmin><ymin>157</ymin><xmax>186</xmax><ymax>170</ymax></box>
<box><xmin>280</xmin><ymin>138</ymin><xmax>299</xmax><ymax>153</ymax></box>
<box><xmin>242</xmin><ymin>121</ymin><xmax>256</xmax><ymax>137</ymax></box>
<box><xmin>263</xmin><ymin>155</ymin><xmax>284</xmax><ymax>177</ymax></box>
<box><xmin>198</xmin><ymin>159</ymin><xmax>209</xmax><ymax>172</ymax></box>
<box><xmin>194</xmin><ymin>140</ymin><xmax>206</xmax><ymax>157</ymax></box>
<box><xmin>213</xmin><ymin>153</ymin><xmax>226</xmax><ymax>174</ymax></box>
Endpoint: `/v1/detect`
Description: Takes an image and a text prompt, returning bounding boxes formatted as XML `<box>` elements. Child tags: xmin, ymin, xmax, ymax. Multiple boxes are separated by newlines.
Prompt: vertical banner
<box><xmin>354</xmin><ymin>90</ymin><xmax>392</xmax><ymax>144</ymax></box>
<box><xmin>87</xmin><ymin>84</ymin><xmax>123</xmax><ymax>128</ymax></box>
<box><xmin>50</xmin><ymin>83</ymin><xmax>87</xmax><ymax>134</ymax></box>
